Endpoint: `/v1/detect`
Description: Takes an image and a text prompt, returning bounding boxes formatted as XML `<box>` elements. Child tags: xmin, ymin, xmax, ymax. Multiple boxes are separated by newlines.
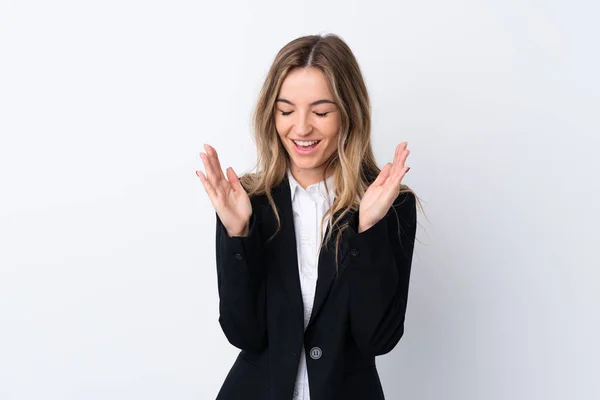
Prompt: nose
<box><xmin>295</xmin><ymin>111</ymin><xmax>313</xmax><ymax>136</ymax></box>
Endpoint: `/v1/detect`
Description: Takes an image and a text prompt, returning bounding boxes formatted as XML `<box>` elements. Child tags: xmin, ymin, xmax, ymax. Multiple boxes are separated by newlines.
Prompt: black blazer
<box><xmin>214</xmin><ymin>174</ymin><xmax>417</xmax><ymax>400</ymax></box>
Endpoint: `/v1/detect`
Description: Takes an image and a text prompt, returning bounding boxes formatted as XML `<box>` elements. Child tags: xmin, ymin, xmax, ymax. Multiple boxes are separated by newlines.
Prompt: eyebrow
<box><xmin>275</xmin><ymin>98</ymin><xmax>336</xmax><ymax>106</ymax></box>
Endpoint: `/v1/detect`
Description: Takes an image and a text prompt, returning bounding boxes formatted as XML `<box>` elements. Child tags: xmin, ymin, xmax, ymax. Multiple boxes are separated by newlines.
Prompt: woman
<box><xmin>196</xmin><ymin>33</ymin><xmax>418</xmax><ymax>400</ymax></box>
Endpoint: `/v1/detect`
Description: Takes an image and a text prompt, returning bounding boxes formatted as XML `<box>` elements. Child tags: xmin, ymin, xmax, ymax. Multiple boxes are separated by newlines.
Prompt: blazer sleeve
<box><xmin>215</xmin><ymin>202</ymin><xmax>267</xmax><ymax>352</ymax></box>
<box><xmin>344</xmin><ymin>190</ymin><xmax>417</xmax><ymax>357</ymax></box>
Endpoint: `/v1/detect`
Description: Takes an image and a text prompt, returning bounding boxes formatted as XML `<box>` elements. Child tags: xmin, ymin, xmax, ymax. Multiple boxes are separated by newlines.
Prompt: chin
<box><xmin>288</xmin><ymin>157</ymin><xmax>315</xmax><ymax>167</ymax></box>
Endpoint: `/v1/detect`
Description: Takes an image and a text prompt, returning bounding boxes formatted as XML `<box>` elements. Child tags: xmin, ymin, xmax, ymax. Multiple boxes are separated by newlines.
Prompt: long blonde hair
<box><xmin>240</xmin><ymin>33</ymin><xmax>421</xmax><ymax>269</ymax></box>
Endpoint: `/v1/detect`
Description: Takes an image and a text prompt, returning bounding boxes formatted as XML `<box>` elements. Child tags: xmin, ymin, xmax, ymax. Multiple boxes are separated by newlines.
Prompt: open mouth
<box><xmin>292</xmin><ymin>139</ymin><xmax>321</xmax><ymax>150</ymax></box>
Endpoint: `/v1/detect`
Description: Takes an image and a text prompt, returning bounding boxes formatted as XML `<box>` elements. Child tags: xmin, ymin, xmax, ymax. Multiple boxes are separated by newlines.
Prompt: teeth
<box><xmin>294</xmin><ymin>140</ymin><xmax>319</xmax><ymax>146</ymax></box>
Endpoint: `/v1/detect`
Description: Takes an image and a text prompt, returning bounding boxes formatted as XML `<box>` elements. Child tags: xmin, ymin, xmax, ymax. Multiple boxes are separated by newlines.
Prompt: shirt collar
<box><xmin>287</xmin><ymin>168</ymin><xmax>300</xmax><ymax>201</ymax></box>
<box><xmin>287</xmin><ymin>168</ymin><xmax>335</xmax><ymax>203</ymax></box>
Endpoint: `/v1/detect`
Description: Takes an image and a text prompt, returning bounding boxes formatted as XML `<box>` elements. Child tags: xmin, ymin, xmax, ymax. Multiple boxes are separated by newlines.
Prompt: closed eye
<box><xmin>278</xmin><ymin>110</ymin><xmax>330</xmax><ymax>117</ymax></box>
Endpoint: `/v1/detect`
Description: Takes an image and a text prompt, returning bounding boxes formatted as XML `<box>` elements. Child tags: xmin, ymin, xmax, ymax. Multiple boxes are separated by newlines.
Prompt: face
<box><xmin>274</xmin><ymin>67</ymin><xmax>341</xmax><ymax>182</ymax></box>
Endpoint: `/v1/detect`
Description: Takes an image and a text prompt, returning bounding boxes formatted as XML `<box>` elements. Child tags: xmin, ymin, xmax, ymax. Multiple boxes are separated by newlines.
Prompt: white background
<box><xmin>1</xmin><ymin>1</ymin><xmax>598</xmax><ymax>399</ymax></box>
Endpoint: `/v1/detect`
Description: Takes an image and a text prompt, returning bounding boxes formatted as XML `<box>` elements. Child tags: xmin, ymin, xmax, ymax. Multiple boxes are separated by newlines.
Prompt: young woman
<box><xmin>196</xmin><ymin>33</ymin><xmax>418</xmax><ymax>400</ymax></box>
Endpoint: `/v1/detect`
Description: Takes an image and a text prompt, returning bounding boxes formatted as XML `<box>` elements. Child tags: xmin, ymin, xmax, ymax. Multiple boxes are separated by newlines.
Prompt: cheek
<box><xmin>318</xmin><ymin>118</ymin><xmax>341</xmax><ymax>139</ymax></box>
<box><xmin>320</xmin><ymin>119</ymin><xmax>340</xmax><ymax>153</ymax></box>
<box><xmin>324</xmin><ymin>137</ymin><xmax>339</xmax><ymax>153</ymax></box>
<box><xmin>321</xmin><ymin>129</ymin><xmax>339</xmax><ymax>150</ymax></box>
<box><xmin>275</xmin><ymin>117</ymin><xmax>291</xmax><ymax>137</ymax></box>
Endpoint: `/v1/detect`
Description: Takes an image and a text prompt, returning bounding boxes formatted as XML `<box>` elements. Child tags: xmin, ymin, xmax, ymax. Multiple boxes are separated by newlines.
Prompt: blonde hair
<box><xmin>240</xmin><ymin>33</ymin><xmax>422</xmax><ymax>270</ymax></box>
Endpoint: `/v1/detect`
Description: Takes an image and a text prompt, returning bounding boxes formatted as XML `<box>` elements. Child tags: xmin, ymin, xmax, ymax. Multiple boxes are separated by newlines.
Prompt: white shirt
<box><xmin>287</xmin><ymin>168</ymin><xmax>336</xmax><ymax>400</ymax></box>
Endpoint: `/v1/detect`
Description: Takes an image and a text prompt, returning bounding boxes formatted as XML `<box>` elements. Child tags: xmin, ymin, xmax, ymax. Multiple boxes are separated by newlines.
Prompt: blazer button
<box><xmin>234</xmin><ymin>253</ymin><xmax>244</xmax><ymax>260</ymax></box>
<box><xmin>309</xmin><ymin>347</ymin><xmax>322</xmax><ymax>360</ymax></box>
<box><xmin>350</xmin><ymin>248</ymin><xmax>359</xmax><ymax>256</ymax></box>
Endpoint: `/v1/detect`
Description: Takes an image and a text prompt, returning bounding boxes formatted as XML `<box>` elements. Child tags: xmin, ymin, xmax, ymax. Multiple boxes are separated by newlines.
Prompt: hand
<box><xmin>358</xmin><ymin>142</ymin><xmax>411</xmax><ymax>232</ymax></box>
<box><xmin>196</xmin><ymin>144</ymin><xmax>252</xmax><ymax>237</ymax></box>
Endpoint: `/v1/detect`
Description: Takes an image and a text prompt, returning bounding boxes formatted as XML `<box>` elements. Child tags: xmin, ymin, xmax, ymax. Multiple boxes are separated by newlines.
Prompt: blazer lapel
<box><xmin>270</xmin><ymin>176</ymin><xmax>305</xmax><ymax>325</ymax></box>
<box><xmin>270</xmin><ymin>175</ymin><xmax>356</xmax><ymax>330</ymax></box>
<box><xmin>307</xmin><ymin>207</ymin><xmax>354</xmax><ymax>329</ymax></box>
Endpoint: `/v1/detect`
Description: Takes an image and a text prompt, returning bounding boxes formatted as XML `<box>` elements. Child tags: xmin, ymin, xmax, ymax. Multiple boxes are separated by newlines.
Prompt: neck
<box><xmin>288</xmin><ymin>164</ymin><xmax>333</xmax><ymax>190</ymax></box>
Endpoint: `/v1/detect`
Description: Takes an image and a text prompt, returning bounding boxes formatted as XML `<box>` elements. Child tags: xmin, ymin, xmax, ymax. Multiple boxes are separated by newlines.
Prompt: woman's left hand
<box><xmin>358</xmin><ymin>142</ymin><xmax>411</xmax><ymax>233</ymax></box>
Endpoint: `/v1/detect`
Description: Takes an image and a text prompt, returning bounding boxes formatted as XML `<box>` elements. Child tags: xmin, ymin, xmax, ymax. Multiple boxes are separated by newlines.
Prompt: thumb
<box><xmin>372</xmin><ymin>163</ymin><xmax>392</xmax><ymax>187</ymax></box>
<box><xmin>226</xmin><ymin>167</ymin><xmax>244</xmax><ymax>192</ymax></box>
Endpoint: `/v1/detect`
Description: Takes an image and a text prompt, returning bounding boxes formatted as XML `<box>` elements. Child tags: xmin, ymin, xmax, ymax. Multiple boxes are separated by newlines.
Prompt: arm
<box><xmin>344</xmin><ymin>191</ymin><xmax>417</xmax><ymax>357</ymax></box>
<box><xmin>215</xmin><ymin>203</ymin><xmax>267</xmax><ymax>352</ymax></box>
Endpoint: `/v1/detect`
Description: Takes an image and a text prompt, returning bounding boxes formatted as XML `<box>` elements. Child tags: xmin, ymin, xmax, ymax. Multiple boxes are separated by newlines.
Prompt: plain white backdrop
<box><xmin>1</xmin><ymin>0</ymin><xmax>598</xmax><ymax>399</ymax></box>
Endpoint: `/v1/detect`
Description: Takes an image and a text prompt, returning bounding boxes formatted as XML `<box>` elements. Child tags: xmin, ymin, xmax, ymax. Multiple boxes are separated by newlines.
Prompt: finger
<box><xmin>391</xmin><ymin>142</ymin><xmax>406</xmax><ymax>167</ymax></box>
<box><xmin>394</xmin><ymin>150</ymin><xmax>410</xmax><ymax>178</ymax></box>
<box><xmin>372</xmin><ymin>163</ymin><xmax>392</xmax><ymax>187</ymax></box>
<box><xmin>395</xmin><ymin>148</ymin><xmax>410</xmax><ymax>175</ymax></box>
<box><xmin>196</xmin><ymin>169</ymin><xmax>219</xmax><ymax>204</ymax></box>
<box><xmin>226</xmin><ymin>166</ymin><xmax>244</xmax><ymax>193</ymax></box>
<box><xmin>202</xmin><ymin>144</ymin><xmax>226</xmax><ymax>186</ymax></box>
<box><xmin>199</xmin><ymin>152</ymin><xmax>216</xmax><ymax>184</ymax></box>
<box><xmin>394</xmin><ymin>150</ymin><xmax>411</xmax><ymax>184</ymax></box>
<box><xmin>205</xmin><ymin>144</ymin><xmax>226</xmax><ymax>183</ymax></box>
<box><xmin>390</xmin><ymin>142</ymin><xmax>407</xmax><ymax>178</ymax></box>
<box><xmin>390</xmin><ymin>147</ymin><xmax>410</xmax><ymax>187</ymax></box>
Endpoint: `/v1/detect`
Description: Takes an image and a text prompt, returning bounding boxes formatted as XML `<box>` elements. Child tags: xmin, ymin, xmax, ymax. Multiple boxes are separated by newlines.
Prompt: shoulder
<box><xmin>238</xmin><ymin>172</ymin><xmax>285</xmax><ymax>213</ymax></box>
<box><xmin>393</xmin><ymin>187</ymin><xmax>416</xmax><ymax>209</ymax></box>
<box><xmin>389</xmin><ymin>188</ymin><xmax>417</xmax><ymax>230</ymax></box>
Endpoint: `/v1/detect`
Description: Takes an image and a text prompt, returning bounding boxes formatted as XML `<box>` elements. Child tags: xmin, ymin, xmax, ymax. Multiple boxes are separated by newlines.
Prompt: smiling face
<box><xmin>274</xmin><ymin>67</ymin><xmax>342</xmax><ymax>187</ymax></box>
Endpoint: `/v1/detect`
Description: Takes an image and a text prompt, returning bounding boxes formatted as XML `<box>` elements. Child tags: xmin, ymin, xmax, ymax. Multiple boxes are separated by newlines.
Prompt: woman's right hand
<box><xmin>196</xmin><ymin>143</ymin><xmax>252</xmax><ymax>237</ymax></box>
